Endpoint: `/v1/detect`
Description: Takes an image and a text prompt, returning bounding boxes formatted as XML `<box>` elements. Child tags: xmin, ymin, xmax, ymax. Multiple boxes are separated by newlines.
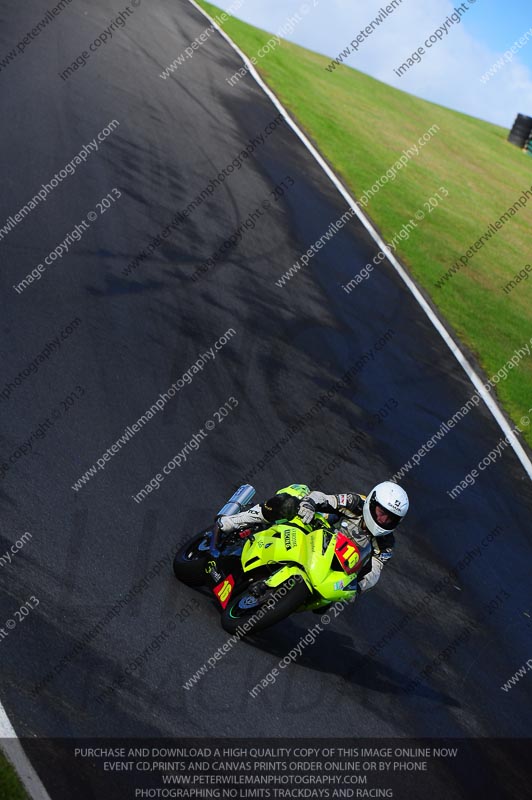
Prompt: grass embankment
<box><xmin>0</xmin><ymin>750</ymin><xmax>29</xmax><ymax>800</ymax></box>
<box><xmin>195</xmin><ymin>1</ymin><xmax>532</xmax><ymax>447</ymax></box>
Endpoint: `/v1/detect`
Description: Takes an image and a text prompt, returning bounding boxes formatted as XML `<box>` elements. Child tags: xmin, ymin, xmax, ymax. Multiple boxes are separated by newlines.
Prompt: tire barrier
<box><xmin>508</xmin><ymin>113</ymin><xmax>532</xmax><ymax>148</ymax></box>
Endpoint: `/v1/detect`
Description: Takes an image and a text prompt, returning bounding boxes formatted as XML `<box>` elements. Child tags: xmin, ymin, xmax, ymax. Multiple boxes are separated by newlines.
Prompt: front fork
<box><xmin>205</xmin><ymin>521</ymin><xmax>225</xmax><ymax>584</ymax></box>
<box><xmin>205</xmin><ymin>523</ymin><xmax>252</xmax><ymax>608</ymax></box>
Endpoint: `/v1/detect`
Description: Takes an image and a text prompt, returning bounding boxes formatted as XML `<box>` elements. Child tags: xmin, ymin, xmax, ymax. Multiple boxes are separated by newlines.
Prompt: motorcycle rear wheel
<box><xmin>173</xmin><ymin>529</ymin><xmax>212</xmax><ymax>586</ymax></box>
<box><xmin>221</xmin><ymin>574</ymin><xmax>310</xmax><ymax>635</ymax></box>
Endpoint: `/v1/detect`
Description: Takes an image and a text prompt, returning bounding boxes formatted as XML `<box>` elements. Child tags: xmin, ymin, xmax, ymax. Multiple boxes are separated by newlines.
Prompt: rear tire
<box><xmin>221</xmin><ymin>574</ymin><xmax>310</xmax><ymax>635</ymax></box>
<box><xmin>173</xmin><ymin>529</ymin><xmax>212</xmax><ymax>586</ymax></box>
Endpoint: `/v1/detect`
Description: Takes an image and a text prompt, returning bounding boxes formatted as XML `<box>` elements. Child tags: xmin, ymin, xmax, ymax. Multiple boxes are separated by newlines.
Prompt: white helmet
<box><xmin>363</xmin><ymin>482</ymin><xmax>409</xmax><ymax>537</ymax></box>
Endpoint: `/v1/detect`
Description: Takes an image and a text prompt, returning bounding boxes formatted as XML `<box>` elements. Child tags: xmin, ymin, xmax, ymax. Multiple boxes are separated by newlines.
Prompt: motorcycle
<box><xmin>173</xmin><ymin>484</ymin><xmax>372</xmax><ymax>635</ymax></box>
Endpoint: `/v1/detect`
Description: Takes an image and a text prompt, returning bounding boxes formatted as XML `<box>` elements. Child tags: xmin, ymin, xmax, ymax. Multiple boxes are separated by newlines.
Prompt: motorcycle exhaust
<box><xmin>210</xmin><ymin>484</ymin><xmax>256</xmax><ymax>558</ymax></box>
<box><xmin>216</xmin><ymin>484</ymin><xmax>256</xmax><ymax>518</ymax></box>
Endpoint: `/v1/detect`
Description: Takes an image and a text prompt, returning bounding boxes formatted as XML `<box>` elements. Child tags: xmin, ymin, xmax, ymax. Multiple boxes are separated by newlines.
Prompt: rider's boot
<box><xmin>218</xmin><ymin>504</ymin><xmax>266</xmax><ymax>533</ymax></box>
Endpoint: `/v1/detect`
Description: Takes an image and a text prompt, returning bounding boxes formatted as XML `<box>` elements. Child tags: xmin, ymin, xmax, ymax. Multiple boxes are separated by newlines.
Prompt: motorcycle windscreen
<box><xmin>334</xmin><ymin>531</ymin><xmax>372</xmax><ymax>576</ymax></box>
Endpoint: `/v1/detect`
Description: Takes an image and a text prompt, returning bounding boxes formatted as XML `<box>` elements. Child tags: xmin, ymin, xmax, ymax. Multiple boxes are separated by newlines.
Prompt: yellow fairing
<box><xmin>241</xmin><ymin>516</ymin><xmax>358</xmax><ymax>606</ymax></box>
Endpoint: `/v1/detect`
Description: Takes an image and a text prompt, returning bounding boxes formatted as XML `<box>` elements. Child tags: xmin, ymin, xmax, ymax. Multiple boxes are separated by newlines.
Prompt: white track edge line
<box><xmin>0</xmin><ymin>708</ymin><xmax>52</xmax><ymax>800</ymax></box>
<box><xmin>184</xmin><ymin>1</ymin><xmax>532</xmax><ymax>482</ymax></box>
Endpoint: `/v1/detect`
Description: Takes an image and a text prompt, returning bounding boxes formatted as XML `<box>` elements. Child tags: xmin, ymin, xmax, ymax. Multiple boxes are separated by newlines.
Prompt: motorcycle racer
<box><xmin>218</xmin><ymin>481</ymin><xmax>409</xmax><ymax>595</ymax></box>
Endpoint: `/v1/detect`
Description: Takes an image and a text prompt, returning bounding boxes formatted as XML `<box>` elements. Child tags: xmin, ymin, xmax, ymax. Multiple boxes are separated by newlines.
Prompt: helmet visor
<box><xmin>370</xmin><ymin>495</ymin><xmax>403</xmax><ymax>531</ymax></box>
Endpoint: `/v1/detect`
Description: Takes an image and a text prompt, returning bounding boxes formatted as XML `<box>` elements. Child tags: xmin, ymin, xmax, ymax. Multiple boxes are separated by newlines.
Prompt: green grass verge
<box><xmin>194</xmin><ymin>2</ymin><xmax>532</xmax><ymax>447</ymax></box>
<box><xmin>0</xmin><ymin>750</ymin><xmax>30</xmax><ymax>800</ymax></box>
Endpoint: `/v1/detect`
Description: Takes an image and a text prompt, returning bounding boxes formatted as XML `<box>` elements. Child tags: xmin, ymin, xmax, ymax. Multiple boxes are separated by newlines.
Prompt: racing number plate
<box><xmin>213</xmin><ymin>574</ymin><xmax>235</xmax><ymax>608</ymax></box>
<box><xmin>334</xmin><ymin>531</ymin><xmax>362</xmax><ymax>575</ymax></box>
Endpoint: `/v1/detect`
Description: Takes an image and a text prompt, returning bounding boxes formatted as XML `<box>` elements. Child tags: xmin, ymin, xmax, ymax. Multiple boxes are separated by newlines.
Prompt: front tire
<box><xmin>221</xmin><ymin>574</ymin><xmax>310</xmax><ymax>635</ymax></box>
<box><xmin>173</xmin><ymin>529</ymin><xmax>212</xmax><ymax>586</ymax></box>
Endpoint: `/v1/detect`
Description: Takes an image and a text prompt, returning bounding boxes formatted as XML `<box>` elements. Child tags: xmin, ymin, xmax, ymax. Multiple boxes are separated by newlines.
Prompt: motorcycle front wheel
<box><xmin>221</xmin><ymin>574</ymin><xmax>310</xmax><ymax>635</ymax></box>
<box><xmin>173</xmin><ymin>528</ymin><xmax>212</xmax><ymax>586</ymax></box>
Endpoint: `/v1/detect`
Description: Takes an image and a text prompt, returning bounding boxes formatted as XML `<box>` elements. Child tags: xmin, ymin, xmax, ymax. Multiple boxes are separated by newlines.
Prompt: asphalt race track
<box><xmin>0</xmin><ymin>0</ymin><xmax>531</xmax><ymax>796</ymax></box>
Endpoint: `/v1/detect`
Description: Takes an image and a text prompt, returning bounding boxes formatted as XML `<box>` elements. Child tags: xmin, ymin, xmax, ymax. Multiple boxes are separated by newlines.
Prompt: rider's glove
<box><xmin>334</xmin><ymin>493</ymin><xmax>364</xmax><ymax>517</ymax></box>
<box><xmin>299</xmin><ymin>497</ymin><xmax>317</xmax><ymax>524</ymax></box>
